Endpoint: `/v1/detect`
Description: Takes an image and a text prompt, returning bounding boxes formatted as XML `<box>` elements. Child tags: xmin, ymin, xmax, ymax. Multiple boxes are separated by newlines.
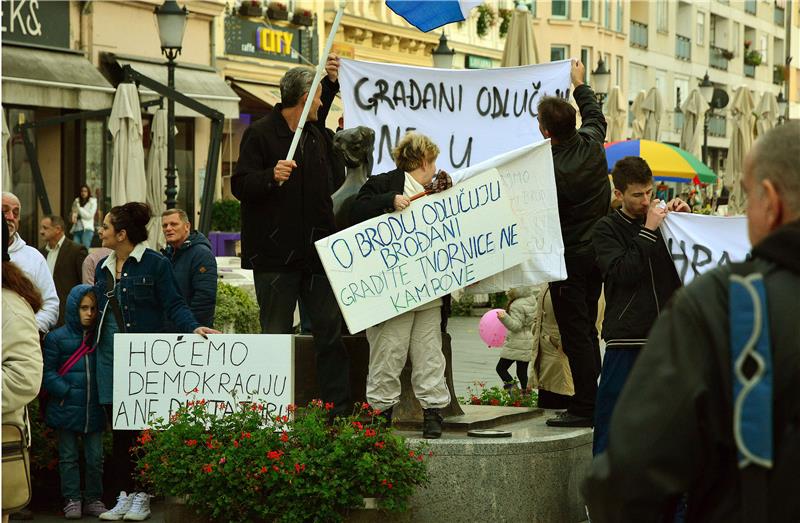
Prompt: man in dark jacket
<box><xmin>584</xmin><ymin>122</ymin><xmax>800</xmax><ymax>522</ymax></box>
<box><xmin>538</xmin><ymin>59</ymin><xmax>610</xmax><ymax>426</ymax></box>
<box><xmin>590</xmin><ymin>157</ymin><xmax>688</xmax><ymax>455</ymax></box>
<box><xmin>39</xmin><ymin>214</ymin><xmax>88</xmax><ymax>326</ymax></box>
<box><xmin>231</xmin><ymin>55</ymin><xmax>352</xmax><ymax>417</ymax></box>
<box><xmin>161</xmin><ymin>208</ymin><xmax>218</xmax><ymax>328</ymax></box>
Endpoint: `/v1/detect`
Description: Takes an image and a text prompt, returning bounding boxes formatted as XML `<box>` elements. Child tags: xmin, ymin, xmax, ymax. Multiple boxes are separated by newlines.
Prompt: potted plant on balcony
<box><xmin>291</xmin><ymin>7</ymin><xmax>313</xmax><ymax>26</ymax></box>
<box><xmin>745</xmin><ymin>49</ymin><xmax>763</xmax><ymax>66</ymax></box>
<box><xmin>238</xmin><ymin>0</ymin><xmax>262</xmax><ymax>18</ymax></box>
<box><xmin>719</xmin><ymin>49</ymin><xmax>735</xmax><ymax>60</ymax></box>
<box><xmin>266</xmin><ymin>1</ymin><xmax>289</xmax><ymax>21</ymax></box>
<box><xmin>476</xmin><ymin>4</ymin><xmax>497</xmax><ymax>38</ymax></box>
<box><xmin>133</xmin><ymin>400</ymin><xmax>431</xmax><ymax>523</ymax></box>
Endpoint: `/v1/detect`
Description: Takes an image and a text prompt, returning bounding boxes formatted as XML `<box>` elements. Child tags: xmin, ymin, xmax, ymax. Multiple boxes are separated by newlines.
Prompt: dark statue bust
<box><xmin>331</xmin><ymin>126</ymin><xmax>375</xmax><ymax>230</ymax></box>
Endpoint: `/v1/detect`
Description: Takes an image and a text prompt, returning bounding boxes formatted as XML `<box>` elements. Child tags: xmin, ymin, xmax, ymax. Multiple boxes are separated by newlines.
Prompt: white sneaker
<box><xmin>122</xmin><ymin>492</ymin><xmax>152</xmax><ymax>521</ymax></box>
<box><xmin>99</xmin><ymin>491</ymin><xmax>133</xmax><ymax>521</ymax></box>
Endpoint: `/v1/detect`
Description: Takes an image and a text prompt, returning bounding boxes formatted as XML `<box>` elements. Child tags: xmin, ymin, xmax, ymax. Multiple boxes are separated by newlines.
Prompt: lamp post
<box><xmin>777</xmin><ymin>91</ymin><xmax>788</xmax><ymax>125</ymax></box>
<box><xmin>154</xmin><ymin>0</ymin><xmax>188</xmax><ymax>210</ymax></box>
<box><xmin>698</xmin><ymin>71</ymin><xmax>714</xmax><ymax>166</ymax></box>
<box><xmin>591</xmin><ymin>57</ymin><xmax>610</xmax><ymax>104</ymax></box>
<box><xmin>432</xmin><ymin>32</ymin><xmax>455</xmax><ymax>69</ymax></box>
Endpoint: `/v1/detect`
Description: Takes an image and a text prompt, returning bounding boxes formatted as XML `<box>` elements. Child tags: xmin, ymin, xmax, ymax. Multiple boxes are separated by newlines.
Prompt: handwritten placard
<box><xmin>339</xmin><ymin>59</ymin><xmax>572</xmax><ymax>174</ymax></box>
<box><xmin>315</xmin><ymin>169</ymin><xmax>530</xmax><ymax>333</ymax></box>
<box><xmin>112</xmin><ymin>334</ymin><xmax>294</xmax><ymax>430</ymax></box>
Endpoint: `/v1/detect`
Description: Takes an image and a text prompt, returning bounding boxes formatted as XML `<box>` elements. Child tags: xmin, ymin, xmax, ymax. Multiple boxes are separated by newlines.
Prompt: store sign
<box><xmin>1</xmin><ymin>0</ymin><xmax>70</xmax><ymax>48</ymax></box>
<box><xmin>225</xmin><ymin>16</ymin><xmax>302</xmax><ymax>63</ymax></box>
<box><xmin>465</xmin><ymin>55</ymin><xmax>493</xmax><ymax>69</ymax></box>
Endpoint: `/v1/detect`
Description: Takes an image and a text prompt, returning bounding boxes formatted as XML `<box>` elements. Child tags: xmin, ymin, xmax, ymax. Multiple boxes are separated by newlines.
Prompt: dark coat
<box><xmin>93</xmin><ymin>247</ymin><xmax>200</xmax><ymax>404</ymax></box>
<box><xmin>583</xmin><ymin>219</ymin><xmax>800</xmax><ymax>522</ymax></box>
<box><xmin>42</xmin><ymin>284</ymin><xmax>105</xmax><ymax>433</ymax></box>
<box><xmin>551</xmin><ymin>84</ymin><xmax>611</xmax><ymax>258</ymax></box>
<box><xmin>40</xmin><ymin>236</ymin><xmax>88</xmax><ymax>326</ymax></box>
<box><xmin>161</xmin><ymin>231</ymin><xmax>218</xmax><ymax>328</ymax></box>
<box><xmin>591</xmin><ymin>209</ymin><xmax>682</xmax><ymax>342</ymax></box>
<box><xmin>231</xmin><ymin>77</ymin><xmax>343</xmax><ymax>273</ymax></box>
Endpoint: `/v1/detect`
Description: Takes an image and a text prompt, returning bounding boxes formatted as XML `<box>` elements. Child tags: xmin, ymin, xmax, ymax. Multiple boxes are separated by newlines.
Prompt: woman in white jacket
<box><xmin>71</xmin><ymin>185</ymin><xmax>97</xmax><ymax>249</ymax></box>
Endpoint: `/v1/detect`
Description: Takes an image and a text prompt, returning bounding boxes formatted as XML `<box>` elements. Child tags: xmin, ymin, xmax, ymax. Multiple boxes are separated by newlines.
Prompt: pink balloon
<box><xmin>479</xmin><ymin>308</ymin><xmax>507</xmax><ymax>348</ymax></box>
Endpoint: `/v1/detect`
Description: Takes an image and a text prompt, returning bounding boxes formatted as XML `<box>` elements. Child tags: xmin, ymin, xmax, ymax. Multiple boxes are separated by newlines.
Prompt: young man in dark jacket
<box><xmin>538</xmin><ymin>59</ymin><xmax>610</xmax><ymax>426</ymax></box>
<box><xmin>231</xmin><ymin>55</ymin><xmax>352</xmax><ymax>417</ymax></box>
<box><xmin>584</xmin><ymin>122</ymin><xmax>800</xmax><ymax>522</ymax></box>
<box><xmin>161</xmin><ymin>208</ymin><xmax>218</xmax><ymax>328</ymax></box>
<box><xmin>590</xmin><ymin>156</ymin><xmax>688</xmax><ymax>455</ymax></box>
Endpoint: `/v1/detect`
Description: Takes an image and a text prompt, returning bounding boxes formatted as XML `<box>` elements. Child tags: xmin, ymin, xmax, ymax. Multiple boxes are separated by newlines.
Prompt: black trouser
<box><xmin>549</xmin><ymin>253</ymin><xmax>602</xmax><ymax>418</ymax></box>
<box><xmin>537</xmin><ymin>389</ymin><xmax>571</xmax><ymax>410</ymax></box>
<box><xmin>104</xmin><ymin>405</ymin><xmax>138</xmax><ymax>497</ymax></box>
<box><xmin>254</xmin><ymin>270</ymin><xmax>352</xmax><ymax>416</ymax></box>
<box><xmin>496</xmin><ymin>358</ymin><xmax>529</xmax><ymax>390</ymax></box>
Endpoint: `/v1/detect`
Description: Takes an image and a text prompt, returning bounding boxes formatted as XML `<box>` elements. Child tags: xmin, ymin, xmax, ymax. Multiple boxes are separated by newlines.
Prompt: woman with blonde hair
<box><xmin>351</xmin><ymin>132</ymin><xmax>450</xmax><ymax>439</ymax></box>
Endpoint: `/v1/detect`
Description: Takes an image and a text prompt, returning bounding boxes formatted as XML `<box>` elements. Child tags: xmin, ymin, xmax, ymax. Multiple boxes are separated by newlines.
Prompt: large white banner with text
<box><xmin>660</xmin><ymin>213</ymin><xmax>751</xmax><ymax>285</ymax></box>
<box><xmin>338</xmin><ymin>59</ymin><xmax>572</xmax><ymax>174</ymax></box>
<box><xmin>112</xmin><ymin>334</ymin><xmax>294</xmax><ymax>430</ymax></box>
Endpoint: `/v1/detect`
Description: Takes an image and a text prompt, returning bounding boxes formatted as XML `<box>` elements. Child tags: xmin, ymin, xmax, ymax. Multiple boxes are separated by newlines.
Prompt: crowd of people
<box><xmin>2</xmin><ymin>51</ymin><xmax>798</xmax><ymax>522</ymax></box>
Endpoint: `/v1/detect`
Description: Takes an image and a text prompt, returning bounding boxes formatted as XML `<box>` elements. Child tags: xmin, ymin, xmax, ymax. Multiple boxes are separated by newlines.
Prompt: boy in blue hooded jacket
<box><xmin>43</xmin><ymin>284</ymin><xmax>107</xmax><ymax>519</ymax></box>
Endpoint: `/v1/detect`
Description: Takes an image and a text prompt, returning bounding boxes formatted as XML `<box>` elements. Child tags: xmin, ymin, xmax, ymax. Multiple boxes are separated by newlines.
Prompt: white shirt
<box><xmin>7</xmin><ymin>234</ymin><xmax>60</xmax><ymax>333</ymax></box>
<box><xmin>101</xmin><ymin>242</ymin><xmax>148</xmax><ymax>284</ymax></box>
<box><xmin>45</xmin><ymin>235</ymin><xmax>65</xmax><ymax>275</ymax></box>
<box><xmin>403</xmin><ymin>172</ymin><xmax>426</xmax><ymax>198</ymax></box>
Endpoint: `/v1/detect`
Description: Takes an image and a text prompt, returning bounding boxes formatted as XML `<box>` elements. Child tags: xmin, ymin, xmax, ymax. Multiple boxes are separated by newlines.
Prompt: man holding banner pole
<box><xmin>539</xmin><ymin>59</ymin><xmax>610</xmax><ymax>428</ymax></box>
<box><xmin>231</xmin><ymin>56</ymin><xmax>352</xmax><ymax>418</ymax></box>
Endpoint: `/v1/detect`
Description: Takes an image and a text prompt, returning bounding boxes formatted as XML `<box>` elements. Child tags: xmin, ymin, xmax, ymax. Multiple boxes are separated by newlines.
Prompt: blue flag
<box><xmin>386</xmin><ymin>0</ymin><xmax>480</xmax><ymax>32</ymax></box>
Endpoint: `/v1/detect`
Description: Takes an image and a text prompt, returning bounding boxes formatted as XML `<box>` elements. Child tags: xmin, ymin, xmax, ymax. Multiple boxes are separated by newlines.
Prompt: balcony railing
<box><xmin>774</xmin><ymin>66</ymin><xmax>785</xmax><ymax>85</ymax></box>
<box><xmin>745</xmin><ymin>0</ymin><xmax>757</xmax><ymax>15</ymax></box>
<box><xmin>676</xmin><ymin>35</ymin><xmax>691</xmax><ymax>61</ymax></box>
<box><xmin>674</xmin><ymin>111</ymin><xmax>685</xmax><ymax>132</ymax></box>
<box><xmin>744</xmin><ymin>63</ymin><xmax>756</xmax><ymax>78</ymax></box>
<box><xmin>631</xmin><ymin>20</ymin><xmax>648</xmax><ymax>48</ymax></box>
<box><xmin>710</xmin><ymin>46</ymin><xmax>729</xmax><ymax>70</ymax></box>
<box><xmin>709</xmin><ymin>113</ymin><xmax>727</xmax><ymax>137</ymax></box>
<box><xmin>775</xmin><ymin>7</ymin><xmax>785</xmax><ymax>26</ymax></box>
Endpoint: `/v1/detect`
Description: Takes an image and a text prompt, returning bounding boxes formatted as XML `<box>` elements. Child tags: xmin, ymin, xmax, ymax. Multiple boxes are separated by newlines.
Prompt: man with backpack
<box><xmin>583</xmin><ymin>122</ymin><xmax>800</xmax><ymax>521</ymax></box>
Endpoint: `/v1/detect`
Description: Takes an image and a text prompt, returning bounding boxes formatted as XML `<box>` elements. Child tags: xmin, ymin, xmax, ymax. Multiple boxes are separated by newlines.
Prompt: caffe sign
<box><xmin>225</xmin><ymin>16</ymin><xmax>302</xmax><ymax>63</ymax></box>
<box><xmin>1</xmin><ymin>0</ymin><xmax>70</xmax><ymax>48</ymax></box>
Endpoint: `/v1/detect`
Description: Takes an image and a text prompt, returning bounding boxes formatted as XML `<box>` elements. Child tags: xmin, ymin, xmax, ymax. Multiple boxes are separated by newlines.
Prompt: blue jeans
<box><xmin>254</xmin><ymin>270</ymin><xmax>351</xmax><ymax>416</ymax></box>
<box><xmin>73</xmin><ymin>230</ymin><xmax>94</xmax><ymax>249</ymax></box>
<box><xmin>592</xmin><ymin>345</ymin><xmax>642</xmax><ymax>456</ymax></box>
<box><xmin>58</xmin><ymin>430</ymin><xmax>104</xmax><ymax>502</ymax></box>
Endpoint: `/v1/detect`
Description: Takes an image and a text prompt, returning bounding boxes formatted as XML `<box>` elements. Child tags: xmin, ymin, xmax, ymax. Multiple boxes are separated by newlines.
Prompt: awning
<box><xmin>111</xmin><ymin>55</ymin><xmax>240</xmax><ymax>119</ymax></box>
<box><xmin>231</xmin><ymin>81</ymin><xmax>281</xmax><ymax>108</ymax></box>
<box><xmin>2</xmin><ymin>45</ymin><xmax>115</xmax><ymax>110</ymax></box>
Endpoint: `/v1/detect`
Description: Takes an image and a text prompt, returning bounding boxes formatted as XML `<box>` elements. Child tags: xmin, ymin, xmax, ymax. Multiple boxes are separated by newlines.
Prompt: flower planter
<box><xmin>291</xmin><ymin>11</ymin><xmax>313</xmax><ymax>26</ymax></box>
<box><xmin>267</xmin><ymin>3</ymin><xmax>289</xmax><ymax>20</ymax></box>
<box><xmin>238</xmin><ymin>2</ymin><xmax>262</xmax><ymax>17</ymax></box>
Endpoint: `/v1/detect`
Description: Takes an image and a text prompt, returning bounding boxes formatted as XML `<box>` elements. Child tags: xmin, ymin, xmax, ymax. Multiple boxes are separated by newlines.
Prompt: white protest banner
<box><xmin>453</xmin><ymin>140</ymin><xmax>566</xmax><ymax>293</ymax></box>
<box><xmin>315</xmin><ymin>168</ymin><xmax>532</xmax><ymax>333</ymax></box>
<box><xmin>112</xmin><ymin>334</ymin><xmax>294</xmax><ymax>430</ymax></box>
<box><xmin>339</xmin><ymin>58</ymin><xmax>571</xmax><ymax>174</ymax></box>
<box><xmin>660</xmin><ymin>213</ymin><xmax>750</xmax><ymax>285</ymax></box>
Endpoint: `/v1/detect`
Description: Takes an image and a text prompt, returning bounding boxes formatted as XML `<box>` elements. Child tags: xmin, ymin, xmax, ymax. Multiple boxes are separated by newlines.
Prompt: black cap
<box><xmin>2</xmin><ymin>221</ymin><xmax>10</xmax><ymax>262</ymax></box>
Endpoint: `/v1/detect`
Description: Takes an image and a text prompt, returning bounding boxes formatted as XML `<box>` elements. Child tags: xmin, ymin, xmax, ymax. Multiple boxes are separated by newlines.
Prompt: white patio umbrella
<box><xmin>2</xmin><ymin>108</ymin><xmax>11</xmax><ymax>192</ymax></box>
<box><xmin>679</xmin><ymin>88</ymin><xmax>706</xmax><ymax>160</ymax></box>
<box><xmin>109</xmin><ymin>83</ymin><xmax>147</xmax><ymax>207</ymax></box>
<box><xmin>630</xmin><ymin>90</ymin><xmax>647</xmax><ymax>139</ymax></box>
<box><xmin>145</xmin><ymin>108</ymin><xmax>168</xmax><ymax>250</ymax></box>
<box><xmin>642</xmin><ymin>86</ymin><xmax>663</xmax><ymax>141</ymax></box>
<box><xmin>755</xmin><ymin>91</ymin><xmax>779</xmax><ymax>138</ymax></box>
<box><xmin>501</xmin><ymin>7</ymin><xmax>538</xmax><ymax>67</ymax></box>
<box><xmin>727</xmin><ymin>86</ymin><xmax>756</xmax><ymax>215</ymax></box>
<box><xmin>604</xmin><ymin>86</ymin><xmax>626</xmax><ymax>143</ymax></box>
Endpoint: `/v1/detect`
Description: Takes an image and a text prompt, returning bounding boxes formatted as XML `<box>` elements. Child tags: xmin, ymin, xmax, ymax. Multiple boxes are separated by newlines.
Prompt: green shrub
<box><xmin>210</xmin><ymin>199</ymin><xmax>241</xmax><ymax>232</ymax></box>
<box><xmin>487</xmin><ymin>292</ymin><xmax>508</xmax><ymax>310</ymax></box>
<box><xmin>450</xmin><ymin>293</ymin><xmax>474</xmax><ymax>316</ymax></box>
<box><xmin>214</xmin><ymin>282</ymin><xmax>260</xmax><ymax>334</ymax></box>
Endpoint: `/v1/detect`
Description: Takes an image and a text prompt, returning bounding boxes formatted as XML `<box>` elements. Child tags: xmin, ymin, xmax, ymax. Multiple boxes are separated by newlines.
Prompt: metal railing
<box><xmin>674</xmin><ymin>111</ymin><xmax>684</xmax><ymax>132</ymax></box>
<box><xmin>745</xmin><ymin>0</ymin><xmax>756</xmax><ymax>15</ymax></box>
<box><xmin>775</xmin><ymin>6</ymin><xmax>785</xmax><ymax>25</ymax></box>
<box><xmin>676</xmin><ymin>35</ymin><xmax>691</xmax><ymax>61</ymax></box>
<box><xmin>631</xmin><ymin>20</ymin><xmax>648</xmax><ymax>48</ymax></box>
<box><xmin>774</xmin><ymin>66</ymin><xmax>785</xmax><ymax>85</ymax></box>
<box><xmin>709</xmin><ymin>46</ymin><xmax>729</xmax><ymax>70</ymax></box>
<box><xmin>744</xmin><ymin>63</ymin><xmax>756</xmax><ymax>78</ymax></box>
<box><xmin>709</xmin><ymin>113</ymin><xmax>727</xmax><ymax>137</ymax></box>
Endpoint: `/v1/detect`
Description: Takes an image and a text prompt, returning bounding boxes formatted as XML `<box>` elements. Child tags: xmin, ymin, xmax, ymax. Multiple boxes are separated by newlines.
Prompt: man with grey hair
<box><xmin>232</xmin><ymin>54</ymin><xmax>352</xmax><ymax>417</ymax></box>
<box><xmin>583</xmin><ymin>122</ymin><xmax>800</xmax><ymax>521</ymax></box>
<box><xmin>3</xmin><ymin>191</ymin><xmax>59</xmax><ymax>332</ymax></box>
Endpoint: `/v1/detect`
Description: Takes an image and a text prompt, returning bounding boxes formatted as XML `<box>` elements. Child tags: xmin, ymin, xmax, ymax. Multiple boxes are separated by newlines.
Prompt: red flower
<box><xmin>470</xmin><ymin>395</ymin><xmax>481</xmax><ymax>405</ymax></box>
<box><xmin>364</xmin><ymin>429</ymin><xmax>376</xmax><ymax>438</ymax></box>
<box><xmin>241</xmin><ymin>432</ymin><xmax>251</xmax><ymax>439</ymax></box>
<box><xmin>352</xmin><ymin>421</ymin><xmax>363</xmax><ymax>431</ymax></box>
<box><xmin>489</xmin><ymin>398</ymin><xmax>500</xmax><ymax>406</ymax></box>
<box><xmin>185</xmin><ymin>439</ymin><xmax>198</xmax><ymax>447</ymax></box>
<box><xmin>409</xmin><ymin>451</ymin><xmax>415</xmax><ymax>458</ymax></box>
<box><xmin>374</xmin><ymin>441</ymin><xmax>385</xmax><ymax>449</ymax></box>
<box><xmin>361</xmin><ymin>402</ymin><xmax>370</xmax><ymax>410</ymax></box>
<box><xmin>512</xmin><ymin>401</ymin><xmax>521</xmax><ymax>407</ymax></box>
<box><xmin>219</xmin><ymin>457</ymin><xmax>226</xmax><ymax>464</ymax></box>
<box><xmin>260</xmin><ymin>466</ymin><xmax>268</xmax><ymax>473</ymax></box>
<box><xmin>273</xmin><ymin>465</ymin><xmax>280</xmax><ymax>472</ymax></box>
<box><xmin>280</xmin><ymin>432</ymin><xmax>289</xmax><ymax>443</ymax></box>
<box><xmin>202</xmin><ymin>463</ymin><xmax>213</xmax><ymax>473</ymax></box>
<box><xmin>324</xmin><ymin>402</ymin><xmax>334</xmax><ymax>411</ymax></box>
<box><xmin>137</xmin><ymin>431</ymin><xmax>152</xmax><ymax>444</ymax></box>
<box><xmin>294</xmin><ymin>463</ymin><xmax>306</xmax><ymax>473</ymax></box>
<box><xmin>267</xmin><ymin>450</ymin><xmax>283</xmax><ymax>460</ymax></box>
<box><xmin>233</xmin><ymin>440</ymin><xmax>240</xmax><ymax>448</ymax></box>
<box><xmin>371</xmin><ymin>408</ymin><xmax>382</xmax><ymax>416</ymax></box>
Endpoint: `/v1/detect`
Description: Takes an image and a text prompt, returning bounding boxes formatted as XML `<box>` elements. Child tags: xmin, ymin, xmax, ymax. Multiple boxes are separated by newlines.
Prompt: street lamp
<box><xmin>777</xmin><ymin>91</ymin><xmax>788</xmax><ymax>125</ymax></box>
<box><xmin>699</xmin><ymin>71</ymin><xmax>714</xmax><ymax>166</ymax></box>
<box><xmin>154</xmin><ymin>0</ymin><xmax>188</xmax><ymax>210</ymax></box>
<box><xmin>432</xmin><ymin>32</ymin><xmax>455</xmax><ymax>69</ymax></box>
<box><xmin>591</xmin><ymin>57</ymin><xmax>610</xmax><ymax>104</ymax></box>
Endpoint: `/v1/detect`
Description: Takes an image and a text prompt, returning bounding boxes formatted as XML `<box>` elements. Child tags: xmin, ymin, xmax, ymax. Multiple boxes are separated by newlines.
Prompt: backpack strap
<box><xmin>105</xmin><ymin>270</ymin><xmax>126</xmax><ymax>333</ymax></box>
<box><xmin>728</xmin><ymin>261</ymin><xmax>772</xmax><ymax>523</ymax></box>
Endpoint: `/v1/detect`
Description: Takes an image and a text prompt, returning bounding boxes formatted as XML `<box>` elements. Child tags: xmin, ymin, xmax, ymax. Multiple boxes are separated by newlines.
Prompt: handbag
<box><xmin>2</xmin><ymin>421</ymin><xmax>32</xmax><ymax>512</ymax></box>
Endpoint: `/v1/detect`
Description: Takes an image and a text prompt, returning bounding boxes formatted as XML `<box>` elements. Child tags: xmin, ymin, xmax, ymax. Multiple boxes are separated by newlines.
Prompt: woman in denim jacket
<box><xmin>92</xmin><ymin>202</ymin><xmax>218</xmax><ymax>521</ymax></box>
